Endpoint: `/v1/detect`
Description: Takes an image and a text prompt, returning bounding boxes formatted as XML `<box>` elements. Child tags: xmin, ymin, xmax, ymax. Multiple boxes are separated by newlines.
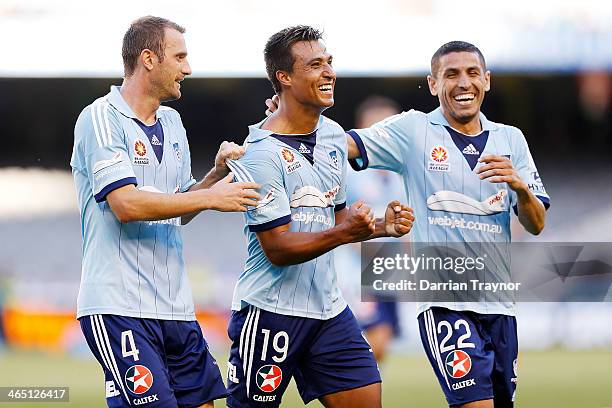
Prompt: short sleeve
<box><xmin>334</xmin><ymin>133</ymin><xmax>348</xmax><ymax>211</ymax></box>
<box><xmin>347</xmin><ymin>111</ymin><xmax>417</xmax><ymax>173</ymax></box>
<box><xmin>172</xmin><ymin>112</ymin><xmax>197</xmax><ymax>193</ymax></box>
<box><xmin>227</xmin><ymin>151</ymin><xmax>292</xmax><ymax>232</ymax></box>
<box><xmin>509</xmin><ymin>128</ymin><xmax>550</xmax><ymax>213</ymax></box>
<box><xmin>75</xmin><ymin>101</ymin><xmax>137</xmax><ymax>202</ymax></box>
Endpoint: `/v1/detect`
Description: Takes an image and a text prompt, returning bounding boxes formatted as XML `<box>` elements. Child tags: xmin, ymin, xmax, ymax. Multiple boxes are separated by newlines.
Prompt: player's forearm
<box><xmin>349</xmin><ymin>218</ymin><xmax>388</xmax><ymax>242</ymax></box>
<box><xmin>108</xmin><ymin>187</ymin><xmax>221</xmax><ymax>223</ymax></box>
<box><xmin>261</xmin><ymin>227</ymin><xmax>352</xmax><ymax>266</ymax></box>
<box><xmin>516</xmin><ymin>188</ymin><xmax>546</xmax><ymax>235</ymax></box>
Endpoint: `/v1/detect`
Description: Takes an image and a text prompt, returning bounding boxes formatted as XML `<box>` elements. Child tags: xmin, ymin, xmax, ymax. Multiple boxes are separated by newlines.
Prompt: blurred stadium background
<box><xmin>1</xmin><ymin>0</ymin><xmax>611</xmax><ymax>407</ymax></box>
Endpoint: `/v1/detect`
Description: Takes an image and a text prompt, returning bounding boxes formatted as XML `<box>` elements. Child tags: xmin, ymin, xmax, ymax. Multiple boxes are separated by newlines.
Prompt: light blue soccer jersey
<box><xmin>349</xmin><ymin>107</ymin><xmax>550</xmax><ymax>315</ymax></box>
<box><xmin>227</xmin><ymin>116</ymin><xmax>349</xmax><ymax>320</ymax></box>
<box><xmin>70</xmin><ymin>86</ymin><xmax>197</xmax><ymax>320</ymax></box>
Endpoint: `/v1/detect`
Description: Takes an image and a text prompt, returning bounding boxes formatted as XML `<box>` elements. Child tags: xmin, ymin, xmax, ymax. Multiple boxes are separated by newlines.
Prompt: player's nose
<box><xmin>182</xmin><ymin>60</ymin><xmax>192</xmax><ymax>76</ymax></box>
<box><xmin>457</xmin><ymin>72</ymin><xmax>470</xmax><ymax>88</ymax></box>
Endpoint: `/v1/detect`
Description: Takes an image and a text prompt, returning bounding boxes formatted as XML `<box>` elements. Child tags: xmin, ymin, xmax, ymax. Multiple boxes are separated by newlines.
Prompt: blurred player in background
<box><xmin>266</xmin><ymin>40</ymin><xmax>549</xmax><ymax>408</ymax></box>
<box><xmin>70</xmin><ymin>16</ymin><xmax>259</xmax><ymax>407</ymax></box>
<box><xmin>341</xmin><ymin>96</ymin><xmax>406</xmax><ymax>363</ymax></box>
<box><xmin>226</xmin><ymin>26</ymin><xmax>413</xmax><ymax>408</ymax></box>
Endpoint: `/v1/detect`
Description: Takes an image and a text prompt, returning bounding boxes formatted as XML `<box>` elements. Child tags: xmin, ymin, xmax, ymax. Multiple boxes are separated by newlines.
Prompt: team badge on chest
<box><xmin>328</xmin><ymin>150</ymin><xmax>339</xmax><ymax>170</ymax></box>
<box><xmin>280</xmin><ymin>148</ymin><xmax>302</xmax><ymax>174</ymax></box>
<box><xmin>133</xmin><ymin>139</ymin><xmax>150</xmax><ymax>165</ymax></box>
<box><xmin>428</xmin><ymin>145</ymin><xmax>450</xmax><ymax>172</ymax></box>
<box><xmin>172</xmin><ymin>142</ymin><xmax>182</xmax><ymax>162</ymax></box>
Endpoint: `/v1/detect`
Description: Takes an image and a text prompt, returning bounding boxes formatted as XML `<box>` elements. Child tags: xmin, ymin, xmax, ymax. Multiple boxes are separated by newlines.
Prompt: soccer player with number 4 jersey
<box><xmin>71</xmin><ymin>16</ymin><xmax>260</xmax><ymax>408</ymax></box>
<box><xmin>226</xmin><ymin>26</ymin><xmax>414</xmax><ymax>408</ymax></box>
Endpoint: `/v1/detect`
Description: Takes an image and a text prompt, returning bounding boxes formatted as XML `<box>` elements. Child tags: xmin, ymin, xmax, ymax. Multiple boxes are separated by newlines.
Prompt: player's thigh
<box><xmin>488</xmin><ymin>315</ymin><xmax>518</xmax><ymax>407</ymax></box>
<box><xmin>418</xmin><ymin>308</ymin><xmax>494</xmax><ymax>407</ymax></box>
<box><xmin>162</xmin><ymin>320</ymin><xmax>227</xmax><ymax>407</ymax></box>
<box><xmin>80</xmin><ymin>314</ymin><xmax>177</xmax><ymax>408</ymax></box>
<box><xmin>226</xmin><ymin>305</ymin><xmax>306</xmax><ymax>408</ymax></box>
<box><xmin>319</xmin><ymin>382</ymin><xmax>381</xmax><ymax>408</ymax></box>
<box><xmin>294</xmin><ymin>306</ymin><xmax>381</xmax><ymax>406</ymax></box>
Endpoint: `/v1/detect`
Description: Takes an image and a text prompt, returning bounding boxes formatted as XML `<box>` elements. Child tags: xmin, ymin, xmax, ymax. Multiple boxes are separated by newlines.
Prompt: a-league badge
<box><xmin>445</xmin><ymin>350</ymin><xmax>472</xmax><ymax>379</ymax></box>
<box><xmin>134</xmin><ymin>140</ymin><xmax>147</xmax><ymax>156</ymax></box>
<box><xmin>428</xmin><ymin>145</ymin><xmax>450</xmax><ymax>172</ymax></box>
<box><xmin>256</xmin><ymin>364</ymin><xmax>282</xmax><ymax>392</ymax></box>
<box><xmin>133</xmin><ymin>139</ymin><xmax>149</xmax><ymax>165</ymax></box>
<box><xmin>280</xmin><ymin>148</ymin><xmax>301</xmax><ymax>173</ymax></box>
<box><xmin>125</xmin><ymin>365</ymin><xmax>154</xmax><ymax>394</ymax></box>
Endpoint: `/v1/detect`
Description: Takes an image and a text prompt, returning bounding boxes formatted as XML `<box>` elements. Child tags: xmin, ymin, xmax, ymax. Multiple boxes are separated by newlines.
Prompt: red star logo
<box><xmin>125</xmin><ymin>365</ymin><xmax>154</xmax><ymax>394</ymax></box>
<box><xmin>256</xmin><ymin>364</ymin><xmax>282</xmax><ymax>392</ymax></box>
<box><xmin>445</xmin><ymin>350</ymin><xmax>472</xmax><ymax>379</ymax></box>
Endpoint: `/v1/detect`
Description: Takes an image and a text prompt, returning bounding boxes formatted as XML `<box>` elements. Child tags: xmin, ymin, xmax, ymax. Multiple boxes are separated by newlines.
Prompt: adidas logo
<box><xmin>151</xmin><ymin>135</ymin><xmax>162</xmax><ymax>146</ymax></box>
<box><xmin>298</xmin><ymin>143</ymin><xmax>311</xmax><ymax>154</ymax></box>
<box><xmin>462</xmin><ymin>144</ymin><xmax>479</xmax><ymax>155</ymax></box>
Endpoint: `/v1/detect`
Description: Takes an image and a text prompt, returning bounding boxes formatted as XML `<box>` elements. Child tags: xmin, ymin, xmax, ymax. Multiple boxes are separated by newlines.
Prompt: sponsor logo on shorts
<box><xmin>133</xmin><ymin>394</ymin><xmax>159</xmax><ymax>405</ymax></box>
<box><xmin>105</xmin><ymin>380</ymin><xmax>120</xmax><ymax>398</ymax></box>
<box><xmin>445</xmin><ymin>350</ymin><xmax>472</xmax><ymax>379</ymax></box>
<box><xmin>227</xmin><ymin>362</ymin><xmax>239</xmax><ymax>384</ymax></box>
<box><xmin>451</xmin><ymin>378</ymin><xmax>476</xmax><ymax>390</ymax></box>
<box><xmin>125</xmin><ymin>365</ymin><xmax>154</xmax><ymax>395</ymax></box>
<box><xmin>511</xmin><ymin>358</ymin><xmax>518</xmax><ymax>385</ymax></box>
<box><xmin>428</xmin><ymin>145</ymin><xmax>450</xmax><ymax>172</ymax></box>
<box><xmin>256</xmin><ymin>364</ymin><xmax>282</xmax><ymax>393</ymax></box>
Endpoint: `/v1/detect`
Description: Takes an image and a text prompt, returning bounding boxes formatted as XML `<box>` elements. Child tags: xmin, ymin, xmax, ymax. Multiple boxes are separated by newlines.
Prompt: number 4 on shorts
<box><xmin>121</xmin><ymin>330</ymin><xmax>140</xmax><ymax>361</ymax></box>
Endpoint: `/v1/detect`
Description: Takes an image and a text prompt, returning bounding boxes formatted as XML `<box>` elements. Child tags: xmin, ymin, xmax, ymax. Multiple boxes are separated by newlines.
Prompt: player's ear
<box><xmin>276</xmin><ymin>70</ymin><xmax>291</xmax><ymax>89</ymax></box>
<box><xmin>427</xmin><ymin>74</ymin><xmax>438</xmax><ymax>96</ymax></box>
<box><xmin>484</xmin><ymin>70</ymin><xmax>491</xmax><ymax>92</ymax></box>
<box><xmin>141</xmin><ymin>49</ymin><xmax>155</xmax><ymax>72</ymax></box>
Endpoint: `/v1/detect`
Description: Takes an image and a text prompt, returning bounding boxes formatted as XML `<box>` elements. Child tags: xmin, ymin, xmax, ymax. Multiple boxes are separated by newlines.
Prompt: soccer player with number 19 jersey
<box><xmin>225</xmin><ymin>26</ymin><xmax>414</xmax><ymax>408</ymax></box>
<box><xmin>347</xmin><ymin>42</ymin><xmax>550</xmax><ymax>407</ymax></box>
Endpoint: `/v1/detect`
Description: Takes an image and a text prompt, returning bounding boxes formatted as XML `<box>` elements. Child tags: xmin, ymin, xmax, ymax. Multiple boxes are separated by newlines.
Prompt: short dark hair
<box><xmin>430</xmin><ymin>41</ymin><xmax>486</xmax><ymax>76</ymax></box>
<box><xmin>264</xmin><ymin>25</ymin><xmax>323</xmax><ymax>94</ymax></box>
<box><xmin>122</xmin><ymin>16</ymin><xmax>185</xmax><ymax>77</ymax></box>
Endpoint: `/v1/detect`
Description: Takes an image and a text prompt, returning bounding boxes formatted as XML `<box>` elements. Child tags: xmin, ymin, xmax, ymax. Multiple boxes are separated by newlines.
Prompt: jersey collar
<box><xmin>427</xmin><ymin>107</ymin><xmax>499</xmax><ymax>132</ymax></box>
<box><xmin>106</xmin><ymin>85</ymin><xmax>165</xmax><ymax>120</ymax></box>
<box><xmin>246</xmin><ymin>116</ymin><xmax>325</xmax><ymax>143</ymax></box>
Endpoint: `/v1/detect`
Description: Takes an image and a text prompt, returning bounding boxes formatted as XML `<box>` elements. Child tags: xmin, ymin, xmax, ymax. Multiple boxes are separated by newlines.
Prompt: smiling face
<box><xmin>427</xmin><ymin>51</ymin><xmax>490</xmax><ymax>130</ymax></box>
<box><xmin>282</xmin><ymin>39</ymin><xmax>336</xmax><ymax>111</ymax></box>
<box><xmin>151</xmin><ymin>28</ymin><xmax>192</xmax><ymax>101</ymax></box>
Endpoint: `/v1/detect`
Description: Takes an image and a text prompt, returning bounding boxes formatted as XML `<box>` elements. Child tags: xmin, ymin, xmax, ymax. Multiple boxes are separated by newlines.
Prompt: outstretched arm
<box><xmin>107</xmin><ymin>173</ymin><xmax>260</xmax><ymax>223</ymax></box>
